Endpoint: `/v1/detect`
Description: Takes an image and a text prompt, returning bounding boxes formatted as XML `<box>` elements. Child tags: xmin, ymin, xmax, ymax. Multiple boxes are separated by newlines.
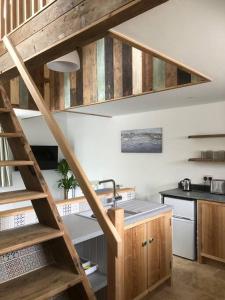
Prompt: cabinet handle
<box><xmin>142</xmin><ymin>241</ymin><xmax>148</xmax><ymax>247</ymax></box>
<box><xmin>149</xmin><ymin>238</ymin><xmax>154</xmax><ymax>244</ymax></box>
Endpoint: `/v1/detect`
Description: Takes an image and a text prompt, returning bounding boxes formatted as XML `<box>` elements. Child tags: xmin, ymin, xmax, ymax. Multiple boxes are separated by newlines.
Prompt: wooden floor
<box><xmin>145</xmin><ymin>256</ymin><xmax>225</xmax><ymax>300</ymax></box>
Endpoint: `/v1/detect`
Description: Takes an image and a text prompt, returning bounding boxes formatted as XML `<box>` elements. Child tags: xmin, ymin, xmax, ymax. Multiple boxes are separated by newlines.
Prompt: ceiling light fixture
<box><xmin>47</xmin><ymin>51</ymin><xmax>80</xmax><ymax>72</ymax></box>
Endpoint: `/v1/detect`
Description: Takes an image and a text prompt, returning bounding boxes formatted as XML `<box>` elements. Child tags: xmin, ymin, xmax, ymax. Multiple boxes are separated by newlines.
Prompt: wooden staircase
<box><xmin>0</xmin><ymin>85</ymin><xmax>96</xmax><ymax>299</ymax></box>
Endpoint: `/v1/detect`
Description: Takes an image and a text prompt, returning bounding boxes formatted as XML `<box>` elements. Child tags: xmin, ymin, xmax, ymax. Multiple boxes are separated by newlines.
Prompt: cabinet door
<box><xmin>147</xmin><ymin>212</ymin><xmax>172</xmax><ymax>287</ymax></box>
<box><xmin>124</xmin><ymin>224</ymin><xmax>148</xmax><ymax>300</ymax></box>
<box><xmin>199</xmin><ymin>201</ymin><xmax>225</xmax><ymax>260</ymax></box>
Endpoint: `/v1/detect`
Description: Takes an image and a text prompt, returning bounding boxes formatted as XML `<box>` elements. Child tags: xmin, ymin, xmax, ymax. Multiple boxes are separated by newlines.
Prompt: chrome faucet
<box><xmin>98</xmin><ymin>179</ymin><xmax>122</xmax><ymax>208</ymax></box>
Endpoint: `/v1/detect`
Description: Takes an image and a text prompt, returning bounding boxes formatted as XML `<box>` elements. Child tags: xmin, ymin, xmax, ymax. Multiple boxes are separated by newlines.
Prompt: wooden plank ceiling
<box><xmin>4</xmin><ymin>32</ymin><xmax>210</xmax><ymax>112</ymax></box>
<box><xmin>0</xmin><ymin>0</ymin><xmax>169</xmax><ymax>80</ymax></box>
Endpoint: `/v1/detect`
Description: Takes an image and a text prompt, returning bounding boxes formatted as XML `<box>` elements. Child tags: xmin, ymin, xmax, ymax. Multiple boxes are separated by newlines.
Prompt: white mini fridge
<box><xmin>164</xmin><ymin>197</ymin><xmax>196</xmax><ymax>260</ymax></box>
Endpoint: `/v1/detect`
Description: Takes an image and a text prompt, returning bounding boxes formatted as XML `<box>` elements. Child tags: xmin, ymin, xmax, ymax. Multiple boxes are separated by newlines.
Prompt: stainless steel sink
<box><xmin>77</xmin><ymin>200</ymin><xmax>168</xmax><ymax>221</ymax></box>
<box><xmin>124</xmin><ymin>210</ymin><xmax>138</xmax><ymax>218</ymax></box>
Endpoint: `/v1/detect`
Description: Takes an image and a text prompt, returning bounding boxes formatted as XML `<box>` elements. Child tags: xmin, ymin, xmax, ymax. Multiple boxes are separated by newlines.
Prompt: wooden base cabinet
<box><xmin>198</xmin><ymin>200</ymin><xmax>225</xmax><ymax>263</ymax></box>
<box><xmin>124</xmin><ymin>211</ymin><xmax>172</xmax><ymax>300</ymax></box>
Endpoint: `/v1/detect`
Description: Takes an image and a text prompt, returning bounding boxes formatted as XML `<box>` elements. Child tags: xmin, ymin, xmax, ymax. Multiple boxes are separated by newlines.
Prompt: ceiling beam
<box><xmin>0</xmin><ymin>0</ymin><xmax>168</xmax><ymax>80</ymax></box>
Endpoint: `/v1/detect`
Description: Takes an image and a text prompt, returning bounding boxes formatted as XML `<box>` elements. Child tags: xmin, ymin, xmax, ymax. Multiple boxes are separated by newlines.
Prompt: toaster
<box><xmin>210</xmin><ymin>179</ymin><xmax>225</xmax><ymax>195</ymax></box>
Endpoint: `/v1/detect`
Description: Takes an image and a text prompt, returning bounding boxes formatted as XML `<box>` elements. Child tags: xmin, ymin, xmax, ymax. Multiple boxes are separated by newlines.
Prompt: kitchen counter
<box><xmin>63</xmin><ymin>199</ymin><xmax>172</xmax><ymax>244</ymax></box>
<box><xmin>160</xmin><ymin>188</ymin><xmax>225</xmax><ymax>203</ymax></box>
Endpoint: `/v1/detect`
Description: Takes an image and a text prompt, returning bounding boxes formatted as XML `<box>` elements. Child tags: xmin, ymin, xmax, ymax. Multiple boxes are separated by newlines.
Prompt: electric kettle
<box><xmin>180</xmin><ymin>178</ymin><xmax>192</xmax><ymax>191</ymax></box>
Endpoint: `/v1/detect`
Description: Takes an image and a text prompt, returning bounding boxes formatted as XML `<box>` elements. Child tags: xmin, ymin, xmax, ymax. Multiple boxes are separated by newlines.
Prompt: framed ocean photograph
<box><xmin>121</xmin><ymin>128</ymin><xmax>162</xmax><ymax>153</ymax></box>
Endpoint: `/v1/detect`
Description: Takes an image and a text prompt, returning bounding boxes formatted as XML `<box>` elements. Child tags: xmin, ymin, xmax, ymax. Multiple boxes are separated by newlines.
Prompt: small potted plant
<box><xmin>57</xmin><ymin>159</ymin><xmax>79</xmax><ymax>199</ymax></box>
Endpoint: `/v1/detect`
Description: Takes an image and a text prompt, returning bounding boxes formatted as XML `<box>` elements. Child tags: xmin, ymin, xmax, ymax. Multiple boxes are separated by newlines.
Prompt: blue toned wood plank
<box><xmin>153</xmin><ymin>57</ymin><xmax>166</xmax><ymax>91</ymax></box>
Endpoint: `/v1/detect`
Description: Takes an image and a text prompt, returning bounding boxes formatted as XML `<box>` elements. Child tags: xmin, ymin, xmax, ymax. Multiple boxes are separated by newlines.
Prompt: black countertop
<box><xmin>160</xmin><ymin>188</ymin><xmax>225</xmax><ymax>203</ymax></box>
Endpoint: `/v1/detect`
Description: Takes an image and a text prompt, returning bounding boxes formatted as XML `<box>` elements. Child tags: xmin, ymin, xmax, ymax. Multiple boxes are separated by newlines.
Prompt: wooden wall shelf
<box><xmin>188</xmin><ymin>134</ymin><xmax>225</xmax><ymax>139</ymax></box>
<box><xmin>188</xmin><ymin>158</ymin><xmax>225</xmax><ymax>163</ymax></box>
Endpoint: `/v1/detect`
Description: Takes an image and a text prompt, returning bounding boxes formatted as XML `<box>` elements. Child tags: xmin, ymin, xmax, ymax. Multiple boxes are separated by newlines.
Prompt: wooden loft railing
<box><xmin>0</xmin><ymin>0</ymin><xmax>54</xmax><ymax>38</ymax></box>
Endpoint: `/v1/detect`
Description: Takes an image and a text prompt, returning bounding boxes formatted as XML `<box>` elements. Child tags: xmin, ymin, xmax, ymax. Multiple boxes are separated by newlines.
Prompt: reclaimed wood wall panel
<box><xmin>165</xmin><ymin>63</ymin><xmax>177</xmax><ymax>88</ymax></box>
<box><xmin>142</xmin><ymin>52</ymin><xmax>153</xmax><ymax>93</ymax></box>
<box><xmin>28</xmin><ymin>66</ymin><xmax>44</xmax><ymax>110</ymax></box>
<box><xmin>70</xmin><ymin>72</ymin><xmax>77</xmax><ymax>107</ymax></box>
<box><xmin>64</xmin><ymin>73</ymin><xmax>70</xmax><ymax>109</ymax></box>
<box><xmin>44</xmin><ymin>65</ymin><xmax>50</xmax><ymax>109</ymax></box>
<box><xmin>122</xmin><ymin>43</ymin><xmax>133</xmax><ymax>97</ymax></box>
<box><xmin>153</xmin><ymin>57</ymin><xmax>166</xmax><ymax>91</ymax></box>
<box><xmin>19</xmin><ymin>77</ymin><xmax>29</xmax><ymax>109</ymax></box>
<box><xmin>83</xmin><ymin>42</ymin><xmax>97</xmax><ymax>105</ymax></box>
<box><xmin>132</xmin><ymin>47</ymin><xmax>142</xmax><ymax>95</ymax></box>
<box><xmin>97</xmin><ymin>38</ymin><xmax>106</xmax><ymax>102</ymax></box>
<box><xmin>75</xmin><ymin>48</ymin><xmax>83</xmax><ymax>106</ymax></box>
<box><xmin>10</xmin><ymin>78</ymin><xmax>19</xmax><ymax>105</ymax></box>
<box><xmin>105</xmin><ymin>37</ymin><xmax>114</xmax><ymax>100</ymax></box>
<box><xmin>6</xmin><ymin>35</ymin><xmax>208</xmax><ymax>112</ymax></box>
<box><xmin>177</xmin><ymin>68</ymin><xmax>191</xmax><ymax>85</ymax></box>
<box><xmin>113</xmin><ymin>38</ymin><xmax>123</xmax><ymax>99</ymax></box>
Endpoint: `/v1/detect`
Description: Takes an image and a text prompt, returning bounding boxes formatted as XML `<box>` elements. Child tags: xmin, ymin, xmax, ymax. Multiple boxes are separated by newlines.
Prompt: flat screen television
<box><xmin>31</xmin><ymin>145</ymin><xmax>58</xmax><ymax>170</ymax></box>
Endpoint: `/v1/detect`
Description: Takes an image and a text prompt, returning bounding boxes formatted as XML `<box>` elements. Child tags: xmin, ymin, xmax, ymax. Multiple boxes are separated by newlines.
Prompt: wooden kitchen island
<box><xmin>64</xmin><ymin>200</ymin><xmax>172</xmax><ymax>300</ymax></box>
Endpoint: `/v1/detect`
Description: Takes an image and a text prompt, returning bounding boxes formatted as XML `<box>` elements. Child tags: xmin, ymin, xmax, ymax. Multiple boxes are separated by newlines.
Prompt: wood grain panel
<box><xmin>153</xmin><ymin>57</ymin><xmax>166</xmax><ymax>91</ymax></box>
<box><xmin>70</xmin><ymin>71</ymin><xmax>77</xmax><ymax>107</ymax></box>
<box><xmin>10</xmin><ymin>0</ymin><xmax>17</xmax><ymax>31</ymax></box>
<box><xmin>76</xmin><ymin>48</ymin><xmax>83</xmax><ymax>106</ymax></box>
<box><xmin>83</xmin><ymin>42</ymin><xmax>97</xmax><ymax>104</ymax></box>
<box><xmin>124</xmin><ymin>224</ymin><xmax>147</xmax><ymax>299</ymax></box>
<box><xmin>132</xmin><ymin>47</ymin><xmax>142</xmax><ymax>95</ymax></box>
<box><xmin>191</xmin><ymin>74</ymin><xmax>202</xmax><ymax>84</ymax></box>
<box><xmin>0</xmin><ymin>0</ymin><xmax>5</xmax><ymax>38</ymax></box>
<box><xmin>113</xmin><ymin>38</ymin><xmax>123</xmax><ymax>99</ymax></box>
<box><xmin>29</xmin><ymin>66</ymin><xmax>44</xmax><ymax>110</ymax></box>
<box><xmin>105</xmin><ymin>36</ymin><xmax>114</xmax><ymax>100</ymax></box>
<box><xmin>17</xmin><ymin>0</ymin><xmax>25</xmax><ymax>25</ymax></box>
<box><xmin>49</xmin><ymin>69</ymin><xmax>55</xmax><ymax>110</ymax></box>
<box><xmin>44</xmin><ymin>65</ymin><xmax>50</xmax><ymax>109</ymax></box>
<box><xmin>5</xmin><ymin>0</ymin><xmax>11</xmax><ymax>34</ymax></box>
<box><xmin>147</xmin><ymin>218</ymin><xmax>160</xmax><ymax>287</ymax></box>
<box><xmin>64</xmin><ymin>73</ymin><xmax>70</xmax><ymax>109</ymax></box>
<box><xmin>97</xmin><ymin>38</ymin><xmax>105</xmax><ymax>102</ymax></box>
<box><xmin>25</xmin><ymin>0</ymin><xmax>31</xmax><ymax>19</ymax></box>
<box><xmin>177</xmin><ymin>68</ymin><xmax>191</xmax><ymax>85</ymax></box>
<box><xmin>19</xmin><ymin>77</ymin><xmax>29</xmax><ymax>109</ymax></box>
<box><xmin>10</xmin><ymin>77</ymin><xmax>19</xmax><ymax>105</ymax></box>
<box><xmin>54</xmin><ymin>72</ymin><xmax>64</xmax><ymax>110</ymax></box>
<box><xmin>165</xmin><ymin>63</ymin><xmax>177</xmax><ymax>87</ymax></box>
<box><xmin>142</xmin><ymin>52</ymin><xmax>153</xmax><ymax>92</ymax></box>
<box><xmin>159</xmin><ymin>213</ymin><xmax>172</xmax><ymax>279</ymax></box>
<box><xmin>122</xmin><ymin>43</ymin><xmax>132</xmax><ymax>97</ymax></box>
<box><xmin>199</xmin><ymin>201</ymin><xmax>225</xmax><ymax>261</ymax></box>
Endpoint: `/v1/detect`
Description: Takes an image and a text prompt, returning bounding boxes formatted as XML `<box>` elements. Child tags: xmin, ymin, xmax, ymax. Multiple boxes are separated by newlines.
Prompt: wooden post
<box><xmin>107</xmin><ymin>208</ymin><xmax>124</xmax><ymax>300</ymax></box>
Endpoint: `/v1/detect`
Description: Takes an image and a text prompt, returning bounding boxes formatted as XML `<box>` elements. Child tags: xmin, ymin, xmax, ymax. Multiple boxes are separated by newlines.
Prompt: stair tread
<box><xmin>0</xmin><ymin>132</ymin><xmax>23</xmax><ymax>138</ymax></box>
<box><xmin>0</xmin><ymin>224</ymin><xmax>63</xmax><ymax>255</ymax></box>
<box><xmin>0</xmin><ymin>160</ymin><xmax>34</xmax><ymax>167</ymax></box>
<box><xmin>0</xmin><ymin>190</ymin><xmax>48</xmax><ymax>204</ymax></box>
<box><xmin>0</xmin><ymin>264</ymin><xmax>82</xmax><ymax>300</ymax></box>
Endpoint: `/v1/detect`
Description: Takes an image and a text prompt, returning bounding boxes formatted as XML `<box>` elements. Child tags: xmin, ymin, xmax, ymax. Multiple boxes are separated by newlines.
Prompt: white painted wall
<box><xmin>2</xmin><ymin>101</ymin><xmax>225</xmax><ymax>208</ymax></box>
<box><xmin>65</xmin><ymin>101</ymin><xmax>225</xmax><ymax>202</ymax></box>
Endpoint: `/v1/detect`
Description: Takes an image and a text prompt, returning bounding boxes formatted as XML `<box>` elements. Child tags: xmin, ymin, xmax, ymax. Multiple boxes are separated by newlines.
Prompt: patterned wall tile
<box><xmin>62</xmin><ymin>204</ymin><xmax>72</xmax><ymax>216</ymax></box>
<box><xmin>0</xmin><ymin>264</ymin><xmax>8</xmax><ymax>283</ymax></box>
<box><xmin>5</xmin><ymin>259</ymin><xmax>25</xmax><ymax>279</ymax></box>
<box><xmin>1</xmin><ymin>251</ymin><xmax>19</xmax><ymax>263</ymax></box>
<box><xmin>14</xmin><ymin>214</ymin><xmax>25</xmax><ymax>227</ymax></box>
